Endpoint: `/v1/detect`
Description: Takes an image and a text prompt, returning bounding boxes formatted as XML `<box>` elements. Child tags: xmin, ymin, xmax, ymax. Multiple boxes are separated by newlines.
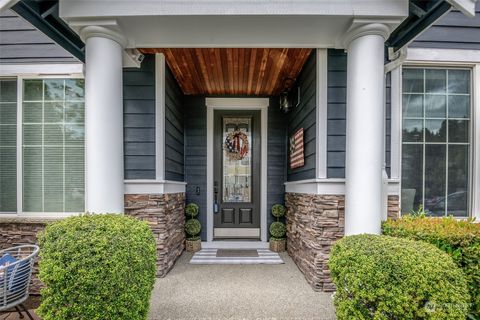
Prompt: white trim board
<box><xmin>316</xmin><ymin>49</ymin><xmax>328</xmax><ymax>179</ymax></box>
<box><xmin>201</xmin><ymin>241</ymin><xmax>269</xmax><ymax>249</ymax></box>
<box><xmin>124</xmin><ymin>180</ymin><xmax>187</xmax><ymax>194</ymax></box>
<box><xmin>406</xmin><ymin>48</ymin><xmax>480</xmax><ymax>64</ymax></box>
<box><xmin>155</xmin><ymin>53</ymin><xmax>166</xmax><ymax>181</ymax></box>
<box><xmin>0</xmin><ymin>64</ymin><xmax>84</xmax><ymax>76</ymax></box>
<box><xmin>284</xmin><ymin>178</ymin><xmax>401</xmax><ymax>195</ymax></box>
<box><xmin>473</xmin><ymin>64</ymin><xmax>480</xmax><ymax>220</ymax></box>
<box><xmin>205</xmin><ymin>97</ymin><xmax>269</xmax><ymax>245</ymax></box>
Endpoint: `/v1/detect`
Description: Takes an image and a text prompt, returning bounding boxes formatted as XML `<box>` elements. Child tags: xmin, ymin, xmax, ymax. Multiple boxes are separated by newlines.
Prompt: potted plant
<box><xmin>185</xmin><ymin>203</ymin><xmax>201</xmax><ymax>252</ymax></box>
<box><xmin>269</xmin><ymin>204</ymin><xmax>286</xmax><ymax>252</ymax></box>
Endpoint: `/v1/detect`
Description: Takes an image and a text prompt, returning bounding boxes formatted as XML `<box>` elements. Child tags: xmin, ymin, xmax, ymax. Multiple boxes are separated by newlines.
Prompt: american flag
<box><xmin>290</xmin><ymin>128</ymin><xmax>304</xmax><ymax>169</ymax></box>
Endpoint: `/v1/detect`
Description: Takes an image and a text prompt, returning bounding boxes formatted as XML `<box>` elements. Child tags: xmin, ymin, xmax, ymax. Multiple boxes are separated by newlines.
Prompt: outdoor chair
<box><xmin>0</xmin><ymin>245</ymin><xmax>39</xmax><ymax>320</ymax></box>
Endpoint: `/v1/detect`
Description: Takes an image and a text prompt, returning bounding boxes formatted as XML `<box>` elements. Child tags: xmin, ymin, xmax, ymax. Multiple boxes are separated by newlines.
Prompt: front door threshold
<box><xmin>202</xmin><ymin>241</ymin><xmax>269</xmax><ymax>249</ymax></box>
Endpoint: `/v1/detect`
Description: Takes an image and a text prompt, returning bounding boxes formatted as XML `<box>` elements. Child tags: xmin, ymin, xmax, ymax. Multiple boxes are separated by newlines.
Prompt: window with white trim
<box><xmin>401</xmin><ymin>68</ymin><xmax>471</xmax><ymax>217</ymax></box>
<box><xmin>0</xmin><ymin>78</ymin><xmax>85</xmax><ymax>214</ymax></box>
<box><xmin>0</xmin><ymin>79</ymin><xmax>17</xmax><ymax>212</ymax></box>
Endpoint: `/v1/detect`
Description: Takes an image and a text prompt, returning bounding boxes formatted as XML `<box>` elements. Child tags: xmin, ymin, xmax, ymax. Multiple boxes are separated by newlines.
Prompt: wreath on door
<box><xmin>224</xmin><ymin>130</ymin><xmax>249</xmax><ymax>160</ymax></box>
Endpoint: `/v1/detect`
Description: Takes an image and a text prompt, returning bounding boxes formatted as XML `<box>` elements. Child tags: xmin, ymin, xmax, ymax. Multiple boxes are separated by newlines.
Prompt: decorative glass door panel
<box><xmin>222</xmin><ymin>117</ymin><xmax>251</xmax><ymax>203</ymax></box>
<box><xmin>213</xmin><ymin>110</ymin><xmax>261</xmax><ymax>239</ymax></box>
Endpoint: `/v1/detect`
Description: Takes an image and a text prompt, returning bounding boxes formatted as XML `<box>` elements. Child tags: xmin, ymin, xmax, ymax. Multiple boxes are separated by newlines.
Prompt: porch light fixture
<box><xmin>279</xmin><ymin>78</ymin><xmax>301</xmax><ymax>114</ymax></box>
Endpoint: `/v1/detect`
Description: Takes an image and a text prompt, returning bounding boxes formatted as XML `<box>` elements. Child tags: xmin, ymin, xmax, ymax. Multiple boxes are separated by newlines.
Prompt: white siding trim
<box><xmin>124</xmin><ymin>180</ymin><xmax>187</xmax><ymax>194</ymax></box>
<box><xmin>155</xmin><ymin>53</ymin><xmax>166</xmax><ymax>181</ymax></box>
<box><xmin>473</xmin><ymin>64</ymin><xmax>480</xmax><ymax>220</ymax></box>
<box><xmin>205</xmin><ymin>97</ymin><xmax>269</xmax><ymax>245</ymax></box>
<box><xmin>284</xmin><ymin>178</ymin><xmax>400</xmax><ymax>195</ymax></box>
<box><xmin>406</xmin><ymin>48</ymin><xmax>480</xmax><ymax>64</ymax></box>
<box><xmin>316</xmin><ymin>49</ymin><xmax>328</xmax><ymax>179</ymax></box>
<box><xmin>390</xmin><ymin>67</ymin><xmax>402</xmax><ymax>180</ymax></box>
<box><xmin>0</xmin><ymin>64</ymin><xmax>84</xmax><ymax>77</ymax></box>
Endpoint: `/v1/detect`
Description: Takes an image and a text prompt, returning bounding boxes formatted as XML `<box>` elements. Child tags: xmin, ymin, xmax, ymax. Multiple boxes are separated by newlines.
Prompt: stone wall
<box><xmin>285</xmin><ymin>193</ymin><xmax>401</xmax><ymax>292</ymax></box>
<box><xmin>285</xmin><ymin>193</ymin><xmax>345</xmax><ymax>292</ymax></box>
<box><xmin>387</xmin><ymin>195</ymin><xmax>400</xmax><ymax>219</ymax></box>
<box><xmin>0</xmin><ymin>219</ymin><xmax>51</xmax><ymax>294</ymax></box>
<box><xmin>124</xmin><ymin>193</ymin><xmax>185</xmax><ymax>277</ymax></box>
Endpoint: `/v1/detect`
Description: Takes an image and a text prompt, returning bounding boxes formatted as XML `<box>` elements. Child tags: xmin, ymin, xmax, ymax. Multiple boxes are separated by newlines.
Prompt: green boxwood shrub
<box><xmin>329</xmin><ymin>234</ymin><xmax>470</xmax><ymax>320</ymax></box>
<box><xmin>185</xmin><ymin>203</ymin><xmax>199</xmax><ymax>218</ymax></box>
<box><xmin>269</xmin><ymin>221</ymin><xmax>286</xmax><ymax>239</ymax></box>
<box><xmin>185</xmin><ymin>218</ymin><xmax>201</xmax><ymax>239</ymax></box>
<box><xmin>383</xmin><ymin>216</ymin><xmax>480</xmax><ymax>318</ymax></box>
<box><xmin>37</xmin><ymin>214</ymin><xmax>157</xmax><ymax>320</ymax></box>
<box><xmin>271</xmin><ymin>204</ymin><xmax>286</xmax><ymax>218</ymax></box>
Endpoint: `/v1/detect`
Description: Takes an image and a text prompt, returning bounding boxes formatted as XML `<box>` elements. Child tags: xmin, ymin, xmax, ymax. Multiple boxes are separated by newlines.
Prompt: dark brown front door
<box><xmin>213</xmin><ymin>110</ymin><xmax>261</xmax><ymax>240</ymax></box>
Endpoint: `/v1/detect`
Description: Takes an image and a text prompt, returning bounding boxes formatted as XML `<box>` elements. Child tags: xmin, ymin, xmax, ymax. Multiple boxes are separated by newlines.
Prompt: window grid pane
<box><xmin>0</xmin><ymin>79</ymin><xmax>17</xmax><ymax>212</ymax></box>
<box><xmin>401</xmin><ymin>68</ymin><xmax>471</xmax><ymax>217</ymax></box>
<box><xmin>23</xmin><ymin>79</ymin><xmax>85</xmax><ymax>213</ymax></box>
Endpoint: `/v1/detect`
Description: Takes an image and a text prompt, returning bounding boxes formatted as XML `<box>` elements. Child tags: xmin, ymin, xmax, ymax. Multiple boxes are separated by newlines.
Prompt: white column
<box><xmin>81</xmin><ymin>26</ymin><xmax>126</xmax><ymax>213</ymax></box>
<box><xmin>344</xmin><ymin>24</ymin><xmax>390</xmax><ymax>235</ymax></box>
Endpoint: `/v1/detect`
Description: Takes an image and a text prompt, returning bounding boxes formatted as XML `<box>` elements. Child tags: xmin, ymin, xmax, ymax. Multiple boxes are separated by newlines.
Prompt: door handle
<box><xmin>214</xmin><ymin>181</ymin><xmax>219</xmax><ymax>213</ymax></box>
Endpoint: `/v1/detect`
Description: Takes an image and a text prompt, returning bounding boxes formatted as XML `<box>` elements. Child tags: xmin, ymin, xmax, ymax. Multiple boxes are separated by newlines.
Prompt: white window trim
<box><xmin>123</xmin><ymin>53</ymin><xmax>187</xmax><ymax>195</ymax></box>
<box><xmin>0</xmin><ymin>69</ymin><xmax>85</xmax><ymax>218</ymax></box>
<box><xmin>399</xmin><ymin>53</ymin><xmax>479</xmax><ymax>219</ymax></box>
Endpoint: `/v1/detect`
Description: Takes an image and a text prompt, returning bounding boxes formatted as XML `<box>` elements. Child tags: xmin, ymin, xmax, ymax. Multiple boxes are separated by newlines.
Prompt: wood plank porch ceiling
<box><xmin>139</xmin><ymin>48</ymin><xmax>312</xmax><ymax>96</ymax></box>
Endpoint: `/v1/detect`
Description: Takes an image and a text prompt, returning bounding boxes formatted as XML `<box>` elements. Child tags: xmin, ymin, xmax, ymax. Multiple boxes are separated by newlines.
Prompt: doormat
<box><xmin>216</xmin><ymin>249</ymin><xmax>259</xmax><ymax>257</ymax></box>
<box><xmin>189</xmin><ymin>249</ymin><xmax>284</xmax><ymax>265</ymax></box>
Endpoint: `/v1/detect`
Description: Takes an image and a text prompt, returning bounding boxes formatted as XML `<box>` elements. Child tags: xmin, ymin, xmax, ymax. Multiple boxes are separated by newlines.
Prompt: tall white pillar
<box><xmin>81</xmin><ymin>26</ymin><xmax>126</xmax><ymax>213</ymax></box>
<box><xmin>344</xmin><ymin>23</ymin><xmax>390</xmax><ymax>235</ymax></box>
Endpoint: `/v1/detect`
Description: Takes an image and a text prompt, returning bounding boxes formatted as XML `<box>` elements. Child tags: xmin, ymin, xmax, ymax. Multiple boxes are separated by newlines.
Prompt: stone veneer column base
<box><xmin>285</xmin><ymin>193</ymin><xmax>345</xmax><ymax>292</ymax></box>
<box><xmin>387</xmin><ymin>195</ymin><xmax>400</xmax><ymax>219</ymax></box>
<box><xmin>124</xmin><ymin>193</ymin><xmax>185</xmax><ymax>277</ymax></box>
<box><xmin>285</xmin><ymin>193</ymin><xmax>401</xmax><ymax>292</ymax></box>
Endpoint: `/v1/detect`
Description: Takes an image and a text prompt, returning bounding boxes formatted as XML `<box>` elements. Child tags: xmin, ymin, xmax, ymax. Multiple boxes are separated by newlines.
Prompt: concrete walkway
<box><xmin>148</xmin><ymin>252</ymin><xmax>336</xmax><ymax>320</ymax></box>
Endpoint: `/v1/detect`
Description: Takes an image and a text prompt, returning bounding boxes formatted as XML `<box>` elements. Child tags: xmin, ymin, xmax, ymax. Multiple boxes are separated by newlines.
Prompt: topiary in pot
<box><xmin>185</xmin><ymin>203</ymin><xmax>199</xmax><ymax>218</ymax></box>
<box><xmin>269</xmin><ymin>204</ymin><xmax>287</xmax><ymax>252</ymax></box>
<box><xmin>185</xmin><ymin>212</ymin><xmax>202</xmax><ymax>252</ymax></box>
<box><xmin>185</xmin><ymin>218</ymin><xmax>201</xmax><ymax>238</ymax></box>
<box><xmin>271</xmin><ymin>204</ymin><xmax>286</xmax><ymax>218</ymax></box>
<box><xmin>270</xmin><ymin>221</ymin><xmax>286</xmax><ymax>238</ymax></box>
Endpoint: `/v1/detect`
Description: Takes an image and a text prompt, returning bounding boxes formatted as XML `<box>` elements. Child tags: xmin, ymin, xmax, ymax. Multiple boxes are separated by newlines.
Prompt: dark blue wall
<box><xmin>184</xmin><ymin>96</ymin><xmax>208</xmax><ymax>240</ymax></box>
<box><xmin>164</xmin><ymin>66</ymin><xmax>185</xmax><ymax>181</ymax></box>
<box><xmin>123</xmin><ymin>56</ymin><xmax>186</xmax><ymax>181</ymax></box>
<box><xmin>267</xmin><ymin>97</ymin><xmax>287</xmax><ymax>226</ymax></box>
<box><xmin>326</xmin><ymin>49</ymin><xmax>392</xmax><ymax>178</ymax></box>
<box><xmin>123</xmin><ymin>55</ymin><xmax>156</xmax><ymax>180</ymax></box>
<box><xmin>327</xmin><ymin>49</ymin><xmax>347</xmax><ymax>178</ymax></box>
<box><xmin>286</xmin><ymin>51</ymin><xmax>317</xmax><ymax>181</ymax></box>
<box><xmin>411</xmin><ymin>2</ymin><xmax>480</xmax><ymax>50</ymax></box>
<box><xmin>0</xmin><ymin>10</ymin><xmax>78</xmax><ymax>64</ymax></box>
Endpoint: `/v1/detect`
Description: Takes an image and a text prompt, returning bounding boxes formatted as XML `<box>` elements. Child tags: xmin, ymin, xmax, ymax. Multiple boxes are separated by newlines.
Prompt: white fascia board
<box><xmin>0</xmin><ymin>64</ymin><xmax>84</xmax><ymax>76</ymax></box>
<box><xmin>59</xmin><ymin>0</ymin><xmax>407</xmax><ymax>18</ymax></box>
<box><xmin>0</xmin><ymin>0</ymin><xmax>18</xmax><ymax>13</ymax></box>
<box><xmin>124</xmin><ymin>180</ymin><xmax>187</xmax><ymax>194</ymax></box>
<box><xmin>447</xmin><ymin>0</ymin><xmax>477</xmax><ymax>18</ymax></box>
<box><xmin>406</xmin><ymin>48</ymin><xmax>480</xmax><ymax>64</ymax></box>
<box><xmin>284</xmin><ymin>179</ymin><xmax>401</xmax><ymax>195</ymax></box>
